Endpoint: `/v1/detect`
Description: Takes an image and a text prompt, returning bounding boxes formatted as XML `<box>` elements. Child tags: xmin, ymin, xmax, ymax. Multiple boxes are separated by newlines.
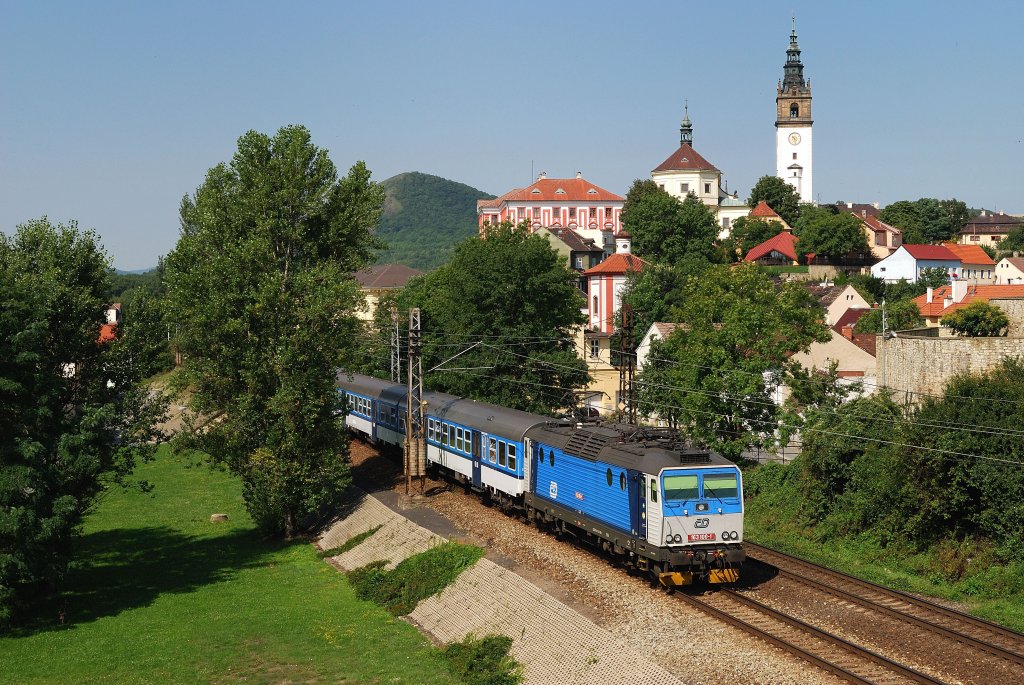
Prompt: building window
<box><xmin>792</xmin><ymin>152</ymin><xmax>797</xmax><ymax>160</ymax></box>
<box><xmin>575</xmin><ymin>256</ymin><xmax>583</xmax><ymax>269</ymax></box>
<box><xmin>551</xmin><ymin>207</ymin><xmax>560</xmax><ymax>220</ymax></box>
<box><xmin>568</xmin><ymin>207</ymin><xmax>576</xmax><ymax>219</ymax></box>
<box><xmin>970</xmin><ymin>235</ymin><xmax>980</xmax><ymax>241</ymax></box>
<box><xmin>704</xmin><ymin>183</ymin><xmax>711</xmax><ymax>194</ymax></box>
<box><xmin>592</xmin><ymin>295</ymin><xmax>598</xmax><ymax>312</ymax></box>
<box><xmin>658</xmin><ymin>184</ymin><xmax>665</xmax><ymax>191</ymax></box>
<box><xmin>790</xmin><ymin>103</ymin><xmax>799</xmax><ymax>118</ymax></box>
<box><xmin>722</xmin><ymin>217</ymin><xmax>731</xmax><ymax>230</ymax></box>
<box><xmin>680</xmin><ymin>183</ymin><xmax>689</xmax><ymax>193</ymax></box>
<box><xmin>589</xmin><ymin>207</ymin><xmax>597</xmax><ymax>219</ymax></box>
<box><xmin>589</xmin><ymin>339</ymin><xmax>599</xmax><ymax>358</ymax></box>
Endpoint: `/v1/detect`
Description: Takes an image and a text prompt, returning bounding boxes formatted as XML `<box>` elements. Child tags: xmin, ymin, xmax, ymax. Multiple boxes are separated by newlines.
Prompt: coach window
<box><xmin>442</xmin><ymin>424</ymin><xmax>450</xmax><ymax>446</ymax></box>
<box><xmin>620</xmin><ymin>472</ymin><xmax>626</xmax><ymax>490</ymax></box>
<box><xmin>606</xmin><ymin>468</ymin><xmax>613</xmax><ymax>487</ymax></box>
<box><xmin>457</xmin><ymin>427</ymin><xmax>465</xmax><ymax>453</ymax></box>
<box><xmin>508</xmin><ymin>444</ymin><xmax>517</xmax><ymax>470</ymax></box>
<box><xmin>497</xmin><ymin>441</ymin><xmax>505</xmax><ymax>466</ymax></box>
<box><xmin>488</xmin><ymin>437</ymin><xmax>497</xmax><ymax>462</ymax></box>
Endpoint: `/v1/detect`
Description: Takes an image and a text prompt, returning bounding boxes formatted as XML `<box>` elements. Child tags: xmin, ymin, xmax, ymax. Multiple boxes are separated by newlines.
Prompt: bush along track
<box><xmin>347</xmin><ymin>541</ymin><xmax>483</xmax><ymax>616</ymax></box>
<box><xmin>442</xmin><ymin>634</ymin><xmax>523</xmax><ymax>685</ymax></box>
<box><xmin>319</xmin><ymin>524</ymin><xmax>383</xmax><ymax>558</ymax></box>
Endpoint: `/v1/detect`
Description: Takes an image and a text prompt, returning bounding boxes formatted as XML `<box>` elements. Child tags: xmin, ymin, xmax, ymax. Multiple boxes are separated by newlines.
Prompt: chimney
<box><xmin>616</xmin><ymin>232</ymin><xmax>632</xmax><ymax>254</ymax></box>
<box><xmin>926</xmin><ymin>287</ymin><xmax>933</xmax><ymax>303</ymax></box>
<box><xmin>872</xmin><ymin>202</ymin><xmax>880</xmax><ymax>209</ymax></box>
<box><xmin>952</xmin><ymin>278</ymin><xmax>968</xmax><ymax>303</ymax></box>
<box><xmin>841</xmin><ymin>324</ymin><xmax>854</xmax><ymax>340</ymax></box>
<box><xmin>538</xmin><ymin>171</ymin><xmax>547</xmax><ymax>180</ymax></box>
<box><xmin>576</xmin><ymin>171</ymin><xmax>582</xmax><ymax>179</ymax></box>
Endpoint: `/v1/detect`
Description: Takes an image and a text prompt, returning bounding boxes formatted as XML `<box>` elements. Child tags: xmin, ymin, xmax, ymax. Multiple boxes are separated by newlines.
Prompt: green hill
<box><xmin>375</xmin><ymin>172</ymin><xmax>495</xmax><ymax>271</ymax></box>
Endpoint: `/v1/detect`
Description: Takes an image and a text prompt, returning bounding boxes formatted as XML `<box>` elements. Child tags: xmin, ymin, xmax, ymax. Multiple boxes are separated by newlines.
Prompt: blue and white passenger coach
<box><xmin>338</xmin><ymin>372</ymin><xmax>744</xmax><ymax>585</ymax></box>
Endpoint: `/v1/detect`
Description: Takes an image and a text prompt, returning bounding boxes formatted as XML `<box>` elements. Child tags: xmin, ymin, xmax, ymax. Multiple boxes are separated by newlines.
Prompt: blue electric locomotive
<box><xmin>338</xmin><ymin>371</ymin><xmax>744</xmax><ymax>585</ymax></box>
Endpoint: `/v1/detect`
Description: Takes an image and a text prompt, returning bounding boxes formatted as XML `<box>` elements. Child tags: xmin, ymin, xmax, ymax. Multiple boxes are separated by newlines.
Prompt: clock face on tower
<box><xmin>788</xmin><ymin>132</ymin><xmax>802</xmax><ymax>145</ymax></box>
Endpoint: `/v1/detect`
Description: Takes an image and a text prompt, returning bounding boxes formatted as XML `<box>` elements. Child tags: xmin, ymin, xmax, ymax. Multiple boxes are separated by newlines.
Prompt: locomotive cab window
<box><xmin>663</xmin><ymin>474</ymin><xmax>699</xmax><ymax>501</ymax></box>
<box><xmin>703</xmin><ymin>473</ymin><xmax>738</xmax><ymax>499</ymax></box>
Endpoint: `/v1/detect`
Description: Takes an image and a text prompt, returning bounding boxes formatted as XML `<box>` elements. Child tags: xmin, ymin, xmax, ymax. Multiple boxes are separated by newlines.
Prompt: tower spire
<box><xmin>679</xmin><ymin>100</ymin><xmax>693</xmax><ymax>146</ymax></box>
<box><xmin>782</xmin><ymin>16</ymin><xmax>806</xmax><ymax>91</ymax></box>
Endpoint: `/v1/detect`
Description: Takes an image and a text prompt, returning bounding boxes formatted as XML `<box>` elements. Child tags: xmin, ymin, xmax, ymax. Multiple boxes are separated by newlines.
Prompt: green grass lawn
<box><xmin>0</xmin><ymin>447</ymin><xmax>460</xmax><ymax>685</ymax></box>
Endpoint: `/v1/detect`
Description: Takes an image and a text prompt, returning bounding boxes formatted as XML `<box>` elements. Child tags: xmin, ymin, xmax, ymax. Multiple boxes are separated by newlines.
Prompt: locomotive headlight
<box><xmin>675</xmin><ymin>533</ymin><xmax>683</xmax><ymax>543</ymax></box>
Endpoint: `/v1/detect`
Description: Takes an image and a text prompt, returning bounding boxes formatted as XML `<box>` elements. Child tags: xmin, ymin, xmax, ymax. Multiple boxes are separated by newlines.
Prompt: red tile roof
<box><xmin>941</xmin><ymin>242</ymin><xmax>995</xmax><ymax>265</ymax></box>
<box><xmin>481</xmin><ymin>177</ymin><xmax>624</xmax><ymax>205</ymax></box>
<box><xmin>651</xmin><ymin>143</ymin><xmax>719</xmax><ymax>173</ymax></box>
<box><xmin>354</xmin><ymin>263</ymin><xmax>423</xmax><ymax>289</ymax></box>
<box><xmin>584</xmin><ymin>252</ymin><xmax>648</xmax><ymax>276</ymax></box>
<box><xmin>913</xmin><ymin>284</ymin><xmax>1024</xmax><ymax>317</ymax></box>
<box><xmin>98</xmin><ymin>323</ymin><xmax>118</xmax><ymax>344</ymax></box>
<box><xmin>838</xmin><ymin>202</ymin><xmax>881</xmax><ymax>218</ymax></box>
<box><xmin>849</xmin><ymin>333</ymin><xmax>877</xmax><ymax>357</ymax></box>
<box><xmin>861</xmin><ymin>215</ymin><xmax>901</xmax><ymax>234</ymax></box>
<box><xmin>744</xmin><ymin>231</ymin><xmax>799</xmax><ymax>262</ymax></box>
<box><xmin>749</xmin><ymin>201</ymin><xmax>781</xmax><ymax>219</ymax></box>
<box><xmin>833</xmin><ymin>307</ymin><xmax>871</xmax><ymax>332</ymax></box>
<box><xmin>901</xmin><ymin>244</ymin><xmax>959</xmax><ymax>261</ymax></box>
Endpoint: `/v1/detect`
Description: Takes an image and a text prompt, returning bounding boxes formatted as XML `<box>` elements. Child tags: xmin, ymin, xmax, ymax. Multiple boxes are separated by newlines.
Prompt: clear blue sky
<box><xmin>2</xmin><ymin>0</ymin><xmax>1022</xmax><ymax>270</ymax></box>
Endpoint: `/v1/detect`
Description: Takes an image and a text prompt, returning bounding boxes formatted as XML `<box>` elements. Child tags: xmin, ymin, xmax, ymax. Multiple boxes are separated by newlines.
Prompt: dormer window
<box><xmin>556</xmin><ymin>188</ymin><xmax>566</xmax><ymax>195</ymax></box>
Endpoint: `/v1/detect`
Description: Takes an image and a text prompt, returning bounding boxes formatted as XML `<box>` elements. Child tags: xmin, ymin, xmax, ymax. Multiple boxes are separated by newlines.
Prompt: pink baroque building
<box><xmin>477</xmin><ymin>172</ymin><xmax>624</xmax><ymax>250</ymax></box>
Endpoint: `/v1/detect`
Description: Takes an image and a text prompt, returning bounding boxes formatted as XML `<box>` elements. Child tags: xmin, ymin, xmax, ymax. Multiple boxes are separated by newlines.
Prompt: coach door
<box><xmin>471</xmin><ymin>430</ymin><xmax>482</xmax><ymax>489</ymax></box>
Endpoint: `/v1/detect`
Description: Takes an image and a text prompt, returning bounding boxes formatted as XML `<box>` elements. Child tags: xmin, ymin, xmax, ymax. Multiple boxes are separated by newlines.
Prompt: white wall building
<box><xmin>870</xmin><ymin>245</ymin><xmax>961</xmax><ymax>284</ymax></box>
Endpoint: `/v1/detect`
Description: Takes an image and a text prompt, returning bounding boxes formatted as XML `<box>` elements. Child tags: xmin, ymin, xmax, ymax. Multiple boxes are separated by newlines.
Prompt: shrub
<box><xmin>941</xmin><ymin>300</ymin><xmax>1010</xmax><ymax>336</ymax></box>
<box><xmin>348</xmin><ymin>541</ymin><xmax>482</xmax><ymax>615</ymax></box>
<box><xmin>442</xmin><ymin>634</ymin><xmax>522</xmax><ymax>685</ymax></box>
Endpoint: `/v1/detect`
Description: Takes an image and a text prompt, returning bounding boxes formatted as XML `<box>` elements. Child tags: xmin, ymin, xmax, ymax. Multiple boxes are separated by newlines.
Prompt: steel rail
<box><xmin>746</xmin><ymin>543</ymin><xmax>1024</xmax><ymax>666</ymax></box>
<box><xmin>676</xmin><ymin>588</ymin><xmax>943</xmax><ymax>684</ymax></box>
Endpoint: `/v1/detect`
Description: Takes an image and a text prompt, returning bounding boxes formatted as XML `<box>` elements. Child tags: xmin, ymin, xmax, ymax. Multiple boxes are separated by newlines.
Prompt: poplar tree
<box><xmin>164</xmin><ymin>125</ymin><xmax>384</xmax><ymax>537</ymax></box>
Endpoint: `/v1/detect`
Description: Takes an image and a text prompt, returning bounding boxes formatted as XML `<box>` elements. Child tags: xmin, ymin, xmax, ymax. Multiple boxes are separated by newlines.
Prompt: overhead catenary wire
<box><xmin>441</xmin><ymin>366</ymin><xmax>1024</xmax><ymax>468</ymax></box>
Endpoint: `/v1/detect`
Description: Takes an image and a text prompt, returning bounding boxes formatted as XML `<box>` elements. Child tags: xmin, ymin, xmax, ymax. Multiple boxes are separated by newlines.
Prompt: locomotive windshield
<box><xmin>663</xmin><ymin>474</ymin><xmax>699</xmax><ymax>501</ymax></box>
<box><xmin>703</xmin><ymin>474</ymin><xmax>739</xmax><ymax>499</ymax></box>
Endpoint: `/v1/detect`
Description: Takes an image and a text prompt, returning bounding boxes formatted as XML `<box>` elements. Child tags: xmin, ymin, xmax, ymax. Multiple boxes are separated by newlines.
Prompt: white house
<box><xmin>995</xmin><ymin>257</ymin><xmax>1024</xmax><ymax>285</ymax></box>
<box><xmin>870</xmin><ymin>244</ymin><xmax>961</xmax><ymax>284</ymax></box>
<box><xmin>637</xmin><ymin>322</ymin><xmax>681</xmax><ymax>372</ymax></box>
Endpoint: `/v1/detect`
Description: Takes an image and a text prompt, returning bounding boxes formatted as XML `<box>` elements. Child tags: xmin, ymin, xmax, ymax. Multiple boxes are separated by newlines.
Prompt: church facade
<box><xmin>650</xmin><ymin>106</ymin><xmax>750</xmax><ymax>236</ymax></box>
<box><xmin>775</xmin><ymin>20</ymin><xmax>813</xmax><ymax>203</ymax></box>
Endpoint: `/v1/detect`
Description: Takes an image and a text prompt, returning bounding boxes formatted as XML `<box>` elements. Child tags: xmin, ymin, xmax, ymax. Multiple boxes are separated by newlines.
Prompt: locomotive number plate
<box><xmin>687</xmin><ymin>533</ymin><xmax>716</xmax><ymax>541</ymax></box>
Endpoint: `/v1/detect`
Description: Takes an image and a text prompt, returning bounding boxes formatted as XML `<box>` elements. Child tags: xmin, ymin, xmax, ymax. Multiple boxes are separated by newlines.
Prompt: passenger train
<box><xmin>338</xmin><ymin>371</ymin><xmax>744</xmax><ymax>585</ymax></box>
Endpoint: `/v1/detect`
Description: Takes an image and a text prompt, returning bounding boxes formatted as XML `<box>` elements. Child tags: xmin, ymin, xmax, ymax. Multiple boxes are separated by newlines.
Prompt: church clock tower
<box><xmin>776</xmin><ymin>19</ymin><xmax>813</xmax><ymax>203</ymax></box>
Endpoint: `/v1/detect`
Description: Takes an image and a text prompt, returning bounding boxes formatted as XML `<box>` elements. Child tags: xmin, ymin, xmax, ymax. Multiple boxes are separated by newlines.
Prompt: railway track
<box><xmin>675</xmin><ymin>587</ymin><xmax>944</xmax><ymax>685</ymax></box>
<box><xmin>746</xmin><ymin>543</ymin><xmax>1024</xmax><ymax>668</ymax></box>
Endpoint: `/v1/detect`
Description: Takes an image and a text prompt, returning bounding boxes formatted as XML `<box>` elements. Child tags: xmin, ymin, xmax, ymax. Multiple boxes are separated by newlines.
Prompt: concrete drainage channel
<box><xmin>318</xmin><ymin>491</ymin><xmax>684</xmax><ymax>685</ymax></box>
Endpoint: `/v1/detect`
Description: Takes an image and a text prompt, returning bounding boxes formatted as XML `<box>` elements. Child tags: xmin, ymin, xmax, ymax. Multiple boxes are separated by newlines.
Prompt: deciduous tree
<box><xmin>620</xmin><ymin>180</ymin><xmax>718</xmax><ymax>266</ymax></box>
<box><xmin>747</xmin><ymin>175</ymin><xmax>802</xmax><ymax>227</ymax></box>
<box><xmin>941</xmin><ymin>300</ymin><xmax>1010</xmax><ymax>336</ymax></box>
<box><xmin>636</xmin><ymin>264</ymin><xmax>828</xmax><ymax>458</ymax></box>
<box><xmin>794</xmin><ymin>205</ymin><xmax>869</xmax><ymax>260</ymax></box>
<box><xmin>164</xmin><ymin>125</ymin><xmax>384</xmax><ymax>537</ymax></box>
<box><xmin>725</xmin><ymin>217</ymin><xmax>781</xmax><ymax>259</ymax></box>
<box><xmin>0</xmin><ymin>218</ymin><xmax>165</xmax><ymax>627</ymax></box>
<box><xmin>375</xmin><ymin>222</ymin><xmax>588</xmax><ymax>415</ymax></box>
<box><xmin>853</xmin><ymin>299</ymin><xmax>923</xmax><ymax>334</ymax></box>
